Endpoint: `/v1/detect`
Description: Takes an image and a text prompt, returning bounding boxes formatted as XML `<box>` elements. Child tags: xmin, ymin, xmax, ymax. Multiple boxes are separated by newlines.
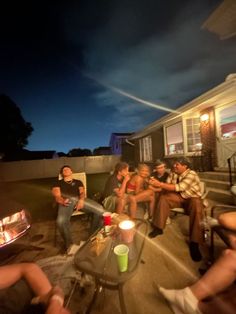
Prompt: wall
<box><xmin>200</xmin><ymin>107</ymin><xmax>216</xmax><ymax>170</ymax></box>
<box><xmin>0</xmin><ymin>155</ymin><xmax>120</xmax><ymax>182</ymax></box>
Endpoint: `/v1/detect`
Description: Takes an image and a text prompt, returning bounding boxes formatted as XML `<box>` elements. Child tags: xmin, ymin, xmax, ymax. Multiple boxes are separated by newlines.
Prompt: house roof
<box><xmin>110</xmin><ymin>132</ymin><xmax>134</xmax><ymax>137</ymax></box>
<box><xmin>128</xmin><ymin>73</ymin><xmax>236</xmax><ymax>140</ymax></box>
<box><xmin>202</xmin><ymin>0</ymin><xmax>236</xmax><ymax>39</ymax></box>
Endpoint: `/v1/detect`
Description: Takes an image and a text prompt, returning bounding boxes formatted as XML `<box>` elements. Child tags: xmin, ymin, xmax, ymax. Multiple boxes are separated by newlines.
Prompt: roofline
<box><xmin>128</xmin><ymin>73</ymin><xmax>236</xmax><ymax>140</ymax></box>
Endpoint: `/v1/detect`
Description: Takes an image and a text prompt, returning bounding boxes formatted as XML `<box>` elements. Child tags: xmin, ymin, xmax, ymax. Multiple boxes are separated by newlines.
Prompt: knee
<box><xmin>57</xmin><ymin>216</ymin><xmax>66</xmax><ymax>227</ymax></box>
<box><xmin>189</xmin><ymin>198</ymin><xmax>203</xmax><ymax>212</ymax></box>
<box><xmin>128</xmin><ymin>195</ymin><xmax>136</xmax><ymax>203</ymax></box>
<box><xmin>218</xmin><ymin>214</ymin><xmax>227</xmax><ymax>226</ymax></box>
<box><xmin>116</xmin><ymin>197</ymin><xmax>125</xmax><ymax>206</ymax></box>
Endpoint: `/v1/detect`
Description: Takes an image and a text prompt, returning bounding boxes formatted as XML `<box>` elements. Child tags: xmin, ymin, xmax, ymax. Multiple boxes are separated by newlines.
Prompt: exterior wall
<box><xmin>121</xmin><ymin>142</ymin><xmax>135</xmax><ymax>170</ymax></box>
<box><xmin>130</xmin><ymin>129</ymin><xmax>164</xmax><ymax>168</ymax></box>
<box><xmin>152</xmin><ymin>128</ymin><xmax>165</xmax><ymax>161</ymax></box>
<box><xmin>0</xmin><ymin>155</ymin><xmax>120</xmax><ymax>182</ymax></box>
<box><xmin>200</xmin><ymin>107</ymin><xmax>217</xmax><ymax>170</ymax></box>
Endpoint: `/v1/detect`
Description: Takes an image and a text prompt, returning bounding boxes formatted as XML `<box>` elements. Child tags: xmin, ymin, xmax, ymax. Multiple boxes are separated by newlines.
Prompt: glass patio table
<box><xmin>74</xmin><ymin>218</ymin><xmax>148</xmax><ymax>314</ymax></box>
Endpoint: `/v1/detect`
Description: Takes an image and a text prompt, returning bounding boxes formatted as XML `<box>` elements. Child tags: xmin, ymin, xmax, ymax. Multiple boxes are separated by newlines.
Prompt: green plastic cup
<box><xmin>114</xmin><ymin>244</ymin><xmax>129</xmax><ymax>272</ymax></box>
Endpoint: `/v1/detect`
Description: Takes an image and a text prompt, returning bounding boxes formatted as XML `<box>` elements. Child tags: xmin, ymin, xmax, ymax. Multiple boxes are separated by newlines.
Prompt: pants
<box><xmin>57</xmin><ymin>197</ymin><xmax>104</xmax><ymax>248</ymax></box>
<box><xmin>152</xmin><ymin>191</ymin><xmax>204</xmax><ymax>244</ymax></box>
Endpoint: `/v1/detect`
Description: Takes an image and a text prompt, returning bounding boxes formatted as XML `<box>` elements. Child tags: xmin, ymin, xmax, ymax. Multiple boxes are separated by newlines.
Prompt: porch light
<box><xmin>200</xmin><ymin>113</ymin><xmax>209</xmax><ymax>122</ymax></box>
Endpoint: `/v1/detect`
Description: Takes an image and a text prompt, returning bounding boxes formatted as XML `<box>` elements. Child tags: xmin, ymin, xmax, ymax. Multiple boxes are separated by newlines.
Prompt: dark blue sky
<box><xmin>1</xmin><ymin>0</ymin><xmax>235</xmax><ymax>153</ymax></box>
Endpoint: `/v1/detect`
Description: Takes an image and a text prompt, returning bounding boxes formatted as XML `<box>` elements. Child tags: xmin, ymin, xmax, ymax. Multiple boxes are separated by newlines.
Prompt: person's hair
<box><xmin>60</xmin><ymin>165</ymin><xmax>72</xmax><ymax>175</ymax></box>
<box><xmin>155</xmin><ymin>159</ymin><xmax>165</xmax><ymax>167</ymax></box>
<box><xmin>137</xmin><ymin>163</ymin><xmax>150</xmax><ymax>171</ymax></box>
<box><xmin>174</xmin><ymin>157</ymin><xmax>191</xmax><ymax>169</ymax></box>
<box><xmin>114</xmin><ymin>162</ymin><xmax>129</xmax><ymax>174</ymax></box>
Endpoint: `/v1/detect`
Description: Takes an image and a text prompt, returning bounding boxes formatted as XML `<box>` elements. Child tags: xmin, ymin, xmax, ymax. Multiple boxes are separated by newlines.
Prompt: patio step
<box><xmin>198</xmin><ymin>171</ymin><xmax>235</xmax><ymax>205</ymax></box>
<box><xmin>200</xmin><ymin>178</ymin><xmax>230</xmax><ymax>191</ymax></box>
<box><xmin>199</xmin><ymin>171</ymin><xmax>230</xmax><ymax>182</ymax></box>
<box><xmin>206</xmin><ymin>188</ymin><xmax>234</xmax><ymax>205</ymax></box>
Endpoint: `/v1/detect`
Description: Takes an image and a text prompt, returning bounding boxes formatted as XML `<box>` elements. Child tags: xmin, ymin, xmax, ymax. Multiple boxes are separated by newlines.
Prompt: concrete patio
<box><xmin>0</xmin><ymin>208</ymin><xmax>225</xmax><ymax>314</ymax></box>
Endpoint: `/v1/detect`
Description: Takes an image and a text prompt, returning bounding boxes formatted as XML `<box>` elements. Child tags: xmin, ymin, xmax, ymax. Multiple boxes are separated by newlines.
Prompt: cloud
<box><xmin>65</xmin><ymin>1</ymin><xmax>236</xmax><ymax>132</ymax></box>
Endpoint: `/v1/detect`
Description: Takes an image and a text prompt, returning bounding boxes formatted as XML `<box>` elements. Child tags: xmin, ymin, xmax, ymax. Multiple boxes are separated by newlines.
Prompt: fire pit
<box><xmin>0</xmin><ymin>209</ymin><xmax>31</xmax><ymax>248</ymax></box>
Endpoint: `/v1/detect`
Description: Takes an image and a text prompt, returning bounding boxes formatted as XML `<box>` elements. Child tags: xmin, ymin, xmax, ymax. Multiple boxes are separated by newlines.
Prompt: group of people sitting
<box><xmin>1</xmin><ymin>161</ymin><xmax>236</xmax><ymax>313</ymax></box>
<box><xmin>101</xmin><ymin>157</ymin><xmax>204</xmax><ymax>262</ymax></box>
<box><xmin>51</xmin><ymin>159</ymin><xmax>205</xmax><ymax>262</ymax></box>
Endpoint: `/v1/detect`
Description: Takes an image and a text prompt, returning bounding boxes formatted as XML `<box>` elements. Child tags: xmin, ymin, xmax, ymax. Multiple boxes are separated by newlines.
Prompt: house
<box><xmin>126</xmin><ymin>74</ymin><xmax>236</xmax><ymax>171</ymax></box>
<box><xmin>109</xmin><ymin>133</ymin><xmax>133</xmax><ymax>155</ymax></box>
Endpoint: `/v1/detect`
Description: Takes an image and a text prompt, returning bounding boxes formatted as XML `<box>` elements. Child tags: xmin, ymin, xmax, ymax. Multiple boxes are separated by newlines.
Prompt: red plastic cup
<box><xmin>103</xmin><ymin>212</ymin><xmax>112</xmax><ymax>226</ymax></box>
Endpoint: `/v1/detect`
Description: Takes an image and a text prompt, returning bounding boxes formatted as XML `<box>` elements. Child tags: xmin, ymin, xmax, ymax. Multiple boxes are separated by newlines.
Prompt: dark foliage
<box><xmin>0</xmin><ymin>95</ymin><xmax>33</xmax><ymax>160</ymax></box>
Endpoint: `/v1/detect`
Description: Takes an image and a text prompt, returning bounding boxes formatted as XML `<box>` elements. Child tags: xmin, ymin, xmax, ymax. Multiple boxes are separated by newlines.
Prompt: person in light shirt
<box><xmin>148</xmin><ymin>157</ymin><xmax>203</xmax><ymax>262</ymax></box>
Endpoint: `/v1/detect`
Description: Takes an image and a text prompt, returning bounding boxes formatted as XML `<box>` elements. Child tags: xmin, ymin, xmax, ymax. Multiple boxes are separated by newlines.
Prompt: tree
<box><xmin>0</xmin><ymin>94</ymin><xmax>33</xmax><ymax>159</ymax></box>
<box><xmin>68</xmin><ymin>148</ymin><xmax>92</xmax><ymax>157</ymax></box>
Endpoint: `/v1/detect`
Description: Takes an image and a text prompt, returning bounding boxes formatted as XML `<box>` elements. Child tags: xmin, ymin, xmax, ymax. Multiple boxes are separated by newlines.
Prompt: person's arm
<box><xmin>114</xmin><ymin>174</ymin><xmax>130</xmax><ymax>197</ymax></box>
<box><xmin>76</xmin><ymin>182</ymin><xmax>85</xmax><ymax>210</ymax></box>
<box><xmin>134</xmin><ymin>176</ymin><xmax>144</xmax><ymax>194</ymax></box>
<box><xmin>148</xmin><ymin>184</ymin><xmax>162</xmax><ymax>192</ymax></box>
<box><xmin>149</xmin><ymin>178</ymin><xmax>176</xmax><ymax>191</ymax></box>
<box><xmin>52</xmin><ymin>187</ymin><xmax>69</xmax><ymax>206</ymax></box>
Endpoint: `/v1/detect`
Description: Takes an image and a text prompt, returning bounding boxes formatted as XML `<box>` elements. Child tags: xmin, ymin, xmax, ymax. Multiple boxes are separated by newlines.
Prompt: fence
<box><xmin>0</xmin><ymin>155</ymin><xmax>121</xmax><ymax>182</ymax></box>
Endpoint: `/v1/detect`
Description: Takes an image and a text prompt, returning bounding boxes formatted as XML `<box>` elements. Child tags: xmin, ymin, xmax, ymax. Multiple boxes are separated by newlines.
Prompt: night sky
<box><xmin>1</xmin><ymin>0</ymin><xmax>235</xmax><ymax>153</ymax></box>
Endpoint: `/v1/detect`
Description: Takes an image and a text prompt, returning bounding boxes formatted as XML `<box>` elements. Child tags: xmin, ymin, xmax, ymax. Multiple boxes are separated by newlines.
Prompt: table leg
<box><xmin>86</xmin><ymin>280</ymin><xmax>101</xmax><ymax>314</ymax></box>
<box><xmin>118</xmin><ymin>284</ymin><xmax>127</xmax><ymax>314</ymax></box>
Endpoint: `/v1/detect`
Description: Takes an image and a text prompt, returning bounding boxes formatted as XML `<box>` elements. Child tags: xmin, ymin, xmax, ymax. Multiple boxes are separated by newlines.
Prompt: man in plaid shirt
<box><xmin>148</xmin><ymin>157</ymin><xmax>203</xmax><ymax>261</ymax></box>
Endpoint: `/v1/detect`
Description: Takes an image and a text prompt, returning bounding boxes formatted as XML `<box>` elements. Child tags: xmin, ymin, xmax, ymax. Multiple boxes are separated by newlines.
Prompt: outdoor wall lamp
<box><xmin>200</xmin><ymin>113</ymin><xmax>209</xmax><ymax>122</ymax></box>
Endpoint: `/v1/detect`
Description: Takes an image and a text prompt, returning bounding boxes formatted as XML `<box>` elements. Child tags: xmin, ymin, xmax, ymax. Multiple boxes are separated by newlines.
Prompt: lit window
<box><xmin>166</xmin><ymin>122</ymin><xmax>183</xmax><ymax>155</ymax></box>
<box><xmin>219</xmin><ymin>105</ymin><xmax>236</xmax><ymax>139</ymax></box>
<box><xmin>186</xmin><ymin>118</ymin><xmax>201</xmax><ymax>152</ymax></box>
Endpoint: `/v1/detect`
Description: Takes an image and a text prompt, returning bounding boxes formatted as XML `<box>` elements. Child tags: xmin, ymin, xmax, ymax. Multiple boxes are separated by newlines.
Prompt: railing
<box><xmin>191</xmin><ymin>148</ymin><xmax>213</xmax><ymax>172</ymax></box>
<box><xmin>227</xmin><ymin>152</ymin><xmax>236</xmax><ymax>186</ymax></box>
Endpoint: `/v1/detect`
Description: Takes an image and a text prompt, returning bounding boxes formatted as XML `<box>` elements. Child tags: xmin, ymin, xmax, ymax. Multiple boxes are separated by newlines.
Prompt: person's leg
<box><xmin>158</xmin><ymin>249</ymin><xmax>236</xmax><ymax>314</ymax></box>
<box><xmin>115</xmin><ymin>196</ymin><xmax>126</xmax><ymax>214</ymax></box>
<box><xmin>126</xmin><ymin>194</ymin><xmax>137</xmax><ymax>219</ymax></box>
<box><xmin>134</xmin><ymin>189</ymin><xmax>155</xmax><ymax>217</ymax></box>
<box><xmin>191</xmin><ymin>249</ymin><xmax>236</xmax><ymax>300</ymax></box>
<box><xmin>56</xmin><ymin>202</ymin><xmax>74</xmax><ymax>249</ymax></box>
<box><xmin>83</xmin><ymin>198</ymin><xmax>104</xmax><ymax>233</ymax></box>
<box><xmin>186</xmin><ymin>198</ymin><xmax>204</xmax><ymax>244</ymax></box>
<box><xmin>185</xmin><ymin>197</ymin><xmax>204</xmax><ymax>261</ymax></box>
<box><xmin>149</xmin><ymin>192</ymin><xmax>184</xmax><ymax>238</ymax></box>
<box><xmin>0</xmin><ymin>263</ymin><xmax>52</xmax><ymax>296</ymax></box>
<box><xmin>218</xmin><ymin>212</ymin><xmax>236</xmax><ymax>231</ymax></box>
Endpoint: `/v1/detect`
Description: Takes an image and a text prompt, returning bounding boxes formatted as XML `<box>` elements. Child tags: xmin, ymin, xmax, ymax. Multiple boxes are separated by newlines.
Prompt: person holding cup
<box><xmin>52</xmin><ymin>165</ymin><xmax>104</xmax><ymax>254</ymax></box>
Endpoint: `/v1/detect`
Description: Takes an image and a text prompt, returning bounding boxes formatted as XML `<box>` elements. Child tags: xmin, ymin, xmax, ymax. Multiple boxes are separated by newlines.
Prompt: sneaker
<box><xmin>189</xmin><ymin>242</ymin><xmax>202</xmax><ymax>262</ymax></box>
<box><xmin>158</xmin><ymin>285</ymin><xmax>201</xmax><ymax>314</ymax></box>
<box><xmin>143</xmin><ymin>211</ymin><xmax>149</xmax><ymax>220</ymax></box>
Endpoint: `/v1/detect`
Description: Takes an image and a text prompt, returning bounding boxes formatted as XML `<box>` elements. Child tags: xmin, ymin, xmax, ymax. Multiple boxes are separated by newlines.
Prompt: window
<box><xmin>139</xmin><ymin>136</ymin><xmax>152</xmax><ymax>162</ymax></box>
<box><xmin>219</xmin><ymin>105</ymin><xmax>236</xmax><ymax>139</ymax></box>
<box><xmin>186</xmin><ymin>117</ymin><xmax>201</xmax><ymax>152</ymax></box>
<box><xmin>166</xmin><ymin>122</ymin><xmax>183</xmax><ymax>155</ymax></box>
